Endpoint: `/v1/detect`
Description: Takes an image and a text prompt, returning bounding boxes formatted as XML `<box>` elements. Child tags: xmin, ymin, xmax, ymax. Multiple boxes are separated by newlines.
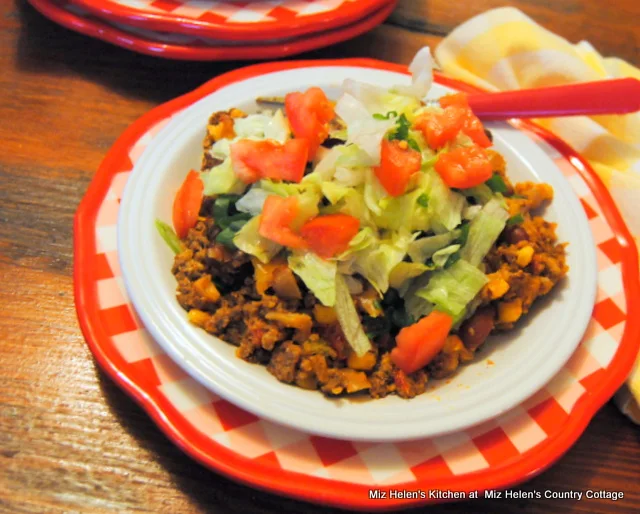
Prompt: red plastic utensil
<box><xmin>465</xmin><ymin>78</ymin><xmax>640</xmax><ymax>120</ymax></box>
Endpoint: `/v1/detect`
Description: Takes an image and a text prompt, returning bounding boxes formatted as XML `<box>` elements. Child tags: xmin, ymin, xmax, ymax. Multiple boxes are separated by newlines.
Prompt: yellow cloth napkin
<box><xmin>434</xmin><ymin>7</ymin><xmax>640</xmax><ymax>423</ymax></box>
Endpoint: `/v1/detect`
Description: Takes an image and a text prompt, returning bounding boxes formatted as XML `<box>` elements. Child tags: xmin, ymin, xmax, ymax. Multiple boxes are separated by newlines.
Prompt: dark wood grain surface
<box><xmin>1</xmin><ymin>0</ymin><xmax>639</xmax><ymax>512</ymax></box>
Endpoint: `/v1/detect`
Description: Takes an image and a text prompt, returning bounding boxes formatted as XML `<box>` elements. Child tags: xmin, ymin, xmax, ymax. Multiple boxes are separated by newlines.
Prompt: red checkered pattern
<box><xmin>106</xmin><ymin>20</ymin><xmax>278</xmax><ymax>46</ymax></box>
<box><xmin>62</xmin><ymin>1</ymin><xmax>387</xmax><ymax>48</ymax></box>
<box><xmin>108</xmin><ymin>0</ymin><xmax>357</xmax><ymax>24</ymax></box>
<box><xmin>82</xmin><ymin>115</ymin><xmax>630</xmax><ymax>489</ymax></box>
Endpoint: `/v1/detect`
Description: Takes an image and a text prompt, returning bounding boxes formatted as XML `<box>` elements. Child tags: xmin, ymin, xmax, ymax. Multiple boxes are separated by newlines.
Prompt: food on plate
<box><xmin>159</xmin><ymin>48</ymin><xmax>568</xmax><ymax>399</ymax></box>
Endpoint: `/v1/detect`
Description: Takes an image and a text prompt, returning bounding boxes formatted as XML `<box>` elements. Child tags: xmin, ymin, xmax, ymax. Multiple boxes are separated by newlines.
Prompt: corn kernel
<box><xmin>313</xmin><ymin>304</ymin><xmax>337</xmax><ymax>325</ymax></box>
<box><xmin>295</xmin><ymin>372</ymin><xmax>318</xmax><ymax>390</ymax></box>
<box><xmin>188</xmin><ymin>309</ymin><xmax>209</xmax><ymax>327</ymax></box>
<box><xmin>253</xmin><ymin>258</ymin><xmax>283</xmax><ymax>295</ymax></box>
<box><xmin>347</xmin><ymin>351</ymin><xmax>377</xmax><ymax>371</ymax></box>
<box><xmin>486</xmin><ymin>278</ymin><xmax>510</xmax><ymax>299</ymax></box>
<box><xmin>265</xmin><ymin>312</ymin><xmax>313</xmax><ymax>341</ymax></box>
<box><xmin>193</xmin><ymin>275</ymin><xmax>221</xmax><ymax>302</ymax></box>
<box><xmin>459</xmin><ymin>346</ymin><xmax>475</xmax><ymax>363</ymax></box>
<box><xmin>443</xmin><ymin>335</ymin><xmax>463</xmax><ymax>353</ymax></box>
<box><xmin>498</xmin><ymin>298</ymin><xmax>523</xmax><ymax>323</ymax></box>
<box><xmin>342</xmin><ymin>370</ymin><xmax>371</xmax><ymax>393</ymax></box>
<box><xmin>272</xmin><ymin>267</ymin><xmax>302</xmax><ymax>299</ymax></box>
<box><xmin>207</xmin><ymin>123</ymin><xmax>225</xmax><ymax>141</ymax></box>
<box><xmin>516</xmin><ymin>245</ymin><xmax>534</xmax><ymax>267</ymax></box>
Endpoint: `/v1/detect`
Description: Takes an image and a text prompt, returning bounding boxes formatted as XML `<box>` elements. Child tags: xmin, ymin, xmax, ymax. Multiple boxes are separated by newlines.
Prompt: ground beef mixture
<box><xmin>172</xmin><ymin>213</ymin><xmax>431</xmax><ymax>399</ymax></box>
<box><xmin>170</xmin><ymin>121</ymin><xmax>568</xmax><ymax>400</ymax></box>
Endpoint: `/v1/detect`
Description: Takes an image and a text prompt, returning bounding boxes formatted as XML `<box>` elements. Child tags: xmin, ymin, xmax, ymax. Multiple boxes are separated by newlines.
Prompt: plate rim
<box><xmin>65</xmin><ymin>0</ymin><xmax>395</xmax><ymax>41</ymax></box>
<box><xmin>74</xmin><ymin>58</ymin><xmax>640</xmax><ymax>510</ymax></box>
<box><xmin>28</xmin><ymin>0</ymin><xmax>397</xmax><ymax>61</ymax></box>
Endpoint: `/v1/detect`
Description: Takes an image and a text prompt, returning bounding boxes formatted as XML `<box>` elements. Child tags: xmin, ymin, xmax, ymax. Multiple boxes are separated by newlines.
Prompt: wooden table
<box><xmin>1</xmin><ymin>0</ymin><xmax>639</xmax><ymax>512</ymax></box>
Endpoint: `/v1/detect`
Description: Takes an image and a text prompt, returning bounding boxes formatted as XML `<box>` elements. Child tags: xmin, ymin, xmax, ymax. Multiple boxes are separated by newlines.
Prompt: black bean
<box><xmin>502</xmin><ymin>225</ymin><xmax>529</xmax><ymax>245</ymax></box>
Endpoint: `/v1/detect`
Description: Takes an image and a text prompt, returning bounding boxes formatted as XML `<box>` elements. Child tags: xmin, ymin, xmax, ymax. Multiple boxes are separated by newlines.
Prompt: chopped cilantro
<box><xmin>506</xmin><ymin>213</ymin><xmax>525</xmax><ymax>226</ymax></box>
<box><xmin>485</xmin><ymin>173</ymin><xmax>508</xmax><ymax>194</ymax></box>
<box><xmin>417</xmin><ymin>194</ymin><xmax>429</xmax><ymax>207</ymax></box>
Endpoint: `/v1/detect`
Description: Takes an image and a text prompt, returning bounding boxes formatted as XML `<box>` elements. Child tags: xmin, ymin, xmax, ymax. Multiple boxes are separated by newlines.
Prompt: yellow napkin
<box><xmin>434</xmin><ymin>7</ymin><xmax>640</xmax><ymax>423</ymax></box>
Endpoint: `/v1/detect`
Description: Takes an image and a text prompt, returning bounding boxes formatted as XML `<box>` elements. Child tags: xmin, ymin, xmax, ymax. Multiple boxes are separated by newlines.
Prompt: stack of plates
<box><xmin>27</xmin><ymin>0</ymin><xmax>398</xmax><ymax>60</ymax></box>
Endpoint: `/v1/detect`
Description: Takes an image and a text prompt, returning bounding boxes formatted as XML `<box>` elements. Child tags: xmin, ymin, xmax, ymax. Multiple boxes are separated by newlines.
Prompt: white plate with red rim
<box><xmin>117</xmin><ymin>64</ymin><xmax>597</xmax><ymax>442</ymax></box>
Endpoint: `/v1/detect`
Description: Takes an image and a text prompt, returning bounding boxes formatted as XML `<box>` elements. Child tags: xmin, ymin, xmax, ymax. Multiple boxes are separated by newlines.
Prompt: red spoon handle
<box><xmin>467</xmin><ymin>78</ymin><xmax>640</xmax><ymax>120</ymax></box>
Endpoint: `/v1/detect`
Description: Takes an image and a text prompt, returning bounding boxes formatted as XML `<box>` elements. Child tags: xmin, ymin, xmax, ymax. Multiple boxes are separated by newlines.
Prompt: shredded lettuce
<box><xmin>374</xmin><ymin>186</ymin><xmax>430</xmax><ymax>232</ymax></box>
<box><xmin>321</xmin><ymin>182</ymin><xmax>351</xmax><ymax>205</ymax></box>
<box><xmin>288</xmin><ymin>251</ymin><xmax>337</xmax><ymax>307</ymax></box>
<box><xmin>402</xmin><ymin>272</ymin><xmax>434</xmax><ymax>319</ymax></box>
<box><xmin>343</xmin><ymin>79</ymin><xmax>422</xmax><ymax>120</ymax></box>
<box><xmin>233</xmin><ymin>216</ymin><xmax>281</xmax><ymax>264</ymax></box>
<box><xmin>463</xmin><ymin>204</ymin><xmax>483</xmax><ymax>220</ymax></box>
<box><xmin>389</xmin><ymin>262</ymin><xmax>432</xmax><ymax>289</ymax></box>
<box><xmin>333</xmin><ymin>165</ymin><xmax>367</xmax><ymax>187</ymax></box>
<box><xmin>264</xmin><ymin>109</ymin><xmax>290</xmax><ymax>142</ymax></box>
<box><xmin>335</xmin><ymin>273</ymin><xmax>372</xmax><ymax>356</ymax></box>
<box><xmin>235</xmin><ymin>181</ymin><xmax>321</xmax><ymax>224</ymax></box>
<box><xmin>233</xmin><ymin>110</ymin><xmax>289</xmax><ymax>143</ymax></box>
<box><xmin>405</xmin><ymin>295</ymin><xmax>434</xmax><ymax>321</ymax></box>
<box><xmin>460</xmin><ymin>198</ymin><xmax>510</xmax><ymax>266</ymax></box>
<box><xmin>334</xmin><ymin>93</ymin><xmax>396</xmax><ymax>165</ymax></box>
<box><xmin>415</xmin><ymin>259</ymin><xmax>488</xmax><ymax>322</ymax></box>
<box><xmin>392</xmin><ymin>46</ymin><xmax>434</xmax><ymax>101</ymax></box>
<box><xmin>333</xmin><ymin>188</ymin><xmax>373</xmax><ymax>227</ymax></box>
<box><xmin>343</xmin><ymin>275</ymin><xmax>364</xmax><ymax>295</ymax></box>
<box><xmin>349</xmin><ymin>229</ymin><xmax>417</xmax><ymax>295</ymax></box>
<box><xmin>330</xmin><ymin>127</ymin><xmax>348</xmax><ymax>141</ymax></box>
<box><xmin>259</xmin><ymin>180</ymin><xmax>316</xmax><ymax>197</ymax></box>
<box><xmin>462</xmin><ymin>184</ymin><xmax>494</xmax><ymax>205</ymax></box>
<box><xmin>408</xmin><ymin>231</ymin><xmax>459</xmax><ymax>263</ymax></box>
<box><xmin>336</xmin><ymin>227</ymin><xmax>377</xmax><ymax>260</ymax></box>
<box><xmin>253</xmin><ymin>180</ymin><xmax>321</xmax><ymax>229</ymax></box>
<box><xmin>291</xmin><ymin>189</ymin><xmax>321</xmax><ymax>230</ymax></box>
<box><xmin>303</xmin><ymin>144</ymin><xmax>371</xmax><ymax>186</ymax></box>
<box><xmin>363</xmin><ymin>168</ymin><xmax>388</xmax><ymax>216</ymax></box>
<box><xmin>336</xmin><ymin>144</ymin><xmax>373</xmax><ymax>169</ymax></box>
<box><xmin>201</xmin><ymin>158</ymin><xmax>246</xmax><ymax>196</ymax></box>
<box><xmin>432</xmin><ymin>244</ymin><xmax>461</xmax><ymax>268</ymax></box>
<box><xmin>303</xmin><ymin>144</ymin><xmax>346</xmax><ymax>184</ymax></box>
<box><xmin>235</xmin><ymin>186</ymin><xmax>270</xmax><ymax>215</ymax></box>
<box><xmin>208</xmin><ymin>138</ymin><xmax>232</xmax><ymax>160</ymax></box>
<box><xmin>422</xmin><ymin>169</ymin><xmax>466</xmax><ymax>233</ymax></box>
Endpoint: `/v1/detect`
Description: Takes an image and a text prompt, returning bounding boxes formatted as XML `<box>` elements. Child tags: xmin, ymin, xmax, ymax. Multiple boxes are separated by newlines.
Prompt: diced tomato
<box><xmin>439</xmin><ymin>92</ymin><xmax>491</xmax><ymax>148</ymax></box>
<box><xmin>438</xmin><ymin>92</ymin><xmax>469</xmax><ymax>109</ymax></box>
<box><xmin>390</xmin><ymin>350</ymin><xmax>414</xmax><ymax>376</ymax></box>
<box><xmin>258</xmin><ymin>195</ymin><xmax>308</xmax><ymax>249</ymax></box>
<box><xmin>434</xmin><ymin>145</ymin><xmax>493</xmax><ymax>189</ymax></box>
<box><xmin>299</xmin><ymin>214</ymin><xmax>360</xmax><ymax>259</ymax></box>
<box><xmin>230</xmin><ymin>139</ymin><xmax>309</xmax><ymax>184</ymax></box>
<box><xmin>461</xmin><ymin>114</ymin><xmax>492</xmax><ymax>148</ymax></box>
<box><xmin>373</xmin><ymin>139</ymin><xmax>422</xmax><ymax>197</ymax></box>
<box><xmin>414</xmin><ymin>106</ymin><xmax>466</xmax><ymax>149</ymax></box>
<box><xmin>417</xmin><ymin>92</ymin><xmax>491</xmax><ymax>149</ymax></box>
<box><xmin>172</xmin><ymin>170</ymin><xmax>204</xmax><ymax>239</ymax></box>
<box><xmin>390</xmin><ymin>311</ymin><xmax>453</xmax><ymax>374</ymax></box>
<box><xmin>285</xmin><ymin>87</ymin><xmax>335</xmax><ymax>160</ymax></box>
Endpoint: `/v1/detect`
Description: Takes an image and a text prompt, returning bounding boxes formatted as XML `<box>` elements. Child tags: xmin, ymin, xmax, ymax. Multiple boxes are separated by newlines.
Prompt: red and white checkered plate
<box><xmin>29</xmin><ymin>0</ymin><xmax>396</xmax><ymax>60</ymax></box>
<box><xmin>66</xmin><ymin>0</ymin><xmax>395</xmax><ymax>40</ymax></box>
<box><xmin>74</xmin><ymin>60</ymin><xmax>640</xmax><ymax>511</ymax></box>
